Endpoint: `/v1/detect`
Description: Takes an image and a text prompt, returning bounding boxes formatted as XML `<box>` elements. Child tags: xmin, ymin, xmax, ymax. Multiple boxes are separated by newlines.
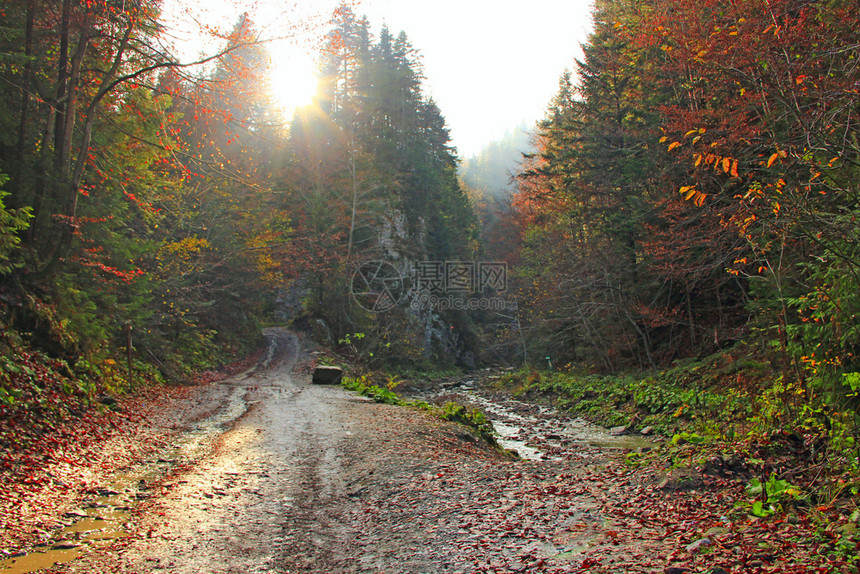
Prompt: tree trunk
<box><xmin>53</xmin><ymin>0</ymin><xmax>72</xmax><ymax>160</ymax></box>
<box><xmin>14</xmin><ymin>0</ymin><xmax>36</xmax><ymax>196</ymax></box>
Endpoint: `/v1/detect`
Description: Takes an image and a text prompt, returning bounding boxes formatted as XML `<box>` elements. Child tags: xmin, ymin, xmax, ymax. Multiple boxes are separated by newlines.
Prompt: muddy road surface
<box><xmin>4</xmin><ymin>329</ymin><xmax>674</xmax><ymax>574</ymax></box>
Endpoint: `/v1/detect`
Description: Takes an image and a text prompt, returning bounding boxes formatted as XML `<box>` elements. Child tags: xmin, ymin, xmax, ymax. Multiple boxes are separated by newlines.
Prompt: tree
<box><xmin>280</xmin><ymin>5</ymin><xmax>478</xmax><ymax>365</ymax></box>
<box><xmin>652</xmin><ymin>0</ymin><xmax>860</xmax><ymax>389</ymax></box>
<box><xmin>0</xmin><ymin>0</ymin><xmax>294</xmax><ymax>374</ymax></box>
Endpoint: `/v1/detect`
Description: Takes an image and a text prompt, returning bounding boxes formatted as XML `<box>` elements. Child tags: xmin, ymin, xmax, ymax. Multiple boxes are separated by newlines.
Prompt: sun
<box><xmin>268</xmin><ymin>52</ymin><xmax>320</xmax><ymax>118</ymax></box>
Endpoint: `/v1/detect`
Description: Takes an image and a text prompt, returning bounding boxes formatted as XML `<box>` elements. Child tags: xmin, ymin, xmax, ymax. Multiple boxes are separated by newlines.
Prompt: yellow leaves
<box><xmin>668</xmin><ymin>141</ymin><xmax>681</xmax><ymax>151</ymax></box>
<box><xmin>161</xmin><ymin>236</ymin><xmax>211</xmax><ymax>263</ymax></box>
<box><xmin>659</xmin><ymin>136</ymin><xmax>668</xmax><ymax>143</ymax></box>
<box><xmin>772</xmin><ymin>201</ymin><xmax>781</xmax><ymax>216</ymax></box>
<box><xmin>722</xmin><ymin>157</ymin><xmax>732</xmax><ymax>174</ymax></box>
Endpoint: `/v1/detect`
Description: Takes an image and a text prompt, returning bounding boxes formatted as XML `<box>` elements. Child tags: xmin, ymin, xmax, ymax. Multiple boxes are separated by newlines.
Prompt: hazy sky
<box><xmin>161</xmin><ymin>0</ymin><xmax>595</xmax><ymax>157</ymax></box>
<box><xmin>357</xmin><ymin>1</ymin><xmax>595</xmax><ymax>156</ymax></box>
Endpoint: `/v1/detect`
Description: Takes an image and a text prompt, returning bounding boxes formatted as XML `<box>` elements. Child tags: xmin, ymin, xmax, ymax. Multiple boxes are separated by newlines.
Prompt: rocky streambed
<box><xmin>402</xmin><ymin>375</ymin><xmax>658</xmax><ymax>461</ymax></box>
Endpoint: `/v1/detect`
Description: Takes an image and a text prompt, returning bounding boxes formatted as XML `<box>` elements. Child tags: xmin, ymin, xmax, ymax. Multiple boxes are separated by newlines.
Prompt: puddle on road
<box><xmin>0</xmin><ymin>476</ymin><xmax>137</xmax><ymax>574</ymax></box>
<box><xmin>0</xmin><ymin>384</ymin><xmax>250</xmax><ymax>574</ymax></box>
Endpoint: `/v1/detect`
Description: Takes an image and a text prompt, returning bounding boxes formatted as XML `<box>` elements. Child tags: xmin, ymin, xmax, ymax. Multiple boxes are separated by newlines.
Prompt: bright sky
<box><xmin>160</xmin><ymin>0</ymin><xmax>595</xmax><ymax>157</ymax></box>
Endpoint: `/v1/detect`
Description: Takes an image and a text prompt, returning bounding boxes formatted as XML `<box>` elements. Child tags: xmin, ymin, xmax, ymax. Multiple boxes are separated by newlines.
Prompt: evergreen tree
<box><xmin>282</xmin><ymin>5</ymin><xmax>477</xmax><ymax>364</ymax></box>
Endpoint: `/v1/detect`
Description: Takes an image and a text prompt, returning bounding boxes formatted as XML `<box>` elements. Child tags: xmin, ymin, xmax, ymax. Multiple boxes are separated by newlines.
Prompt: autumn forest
<box><xmin>1</xmin><ymin>0</ymin><xmax>860</xmax><ymax>561</ymax></box>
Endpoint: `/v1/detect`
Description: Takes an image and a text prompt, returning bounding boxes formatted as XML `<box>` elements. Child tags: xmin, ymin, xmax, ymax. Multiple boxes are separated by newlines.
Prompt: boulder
<box><xmin>312</xmin><ymin>366</ymin><xmax>343</xmax><ymax>385</ymax></box>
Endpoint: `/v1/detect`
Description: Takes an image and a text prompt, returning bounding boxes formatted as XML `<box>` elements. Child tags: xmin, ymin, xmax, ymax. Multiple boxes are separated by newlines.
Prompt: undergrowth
<box><xmin>494</xmin><ymin>346</ymin><xmax>860</xmax><ymax>512</ymax></box>
<box><xmin>0</xmin><ymin>346</ymin><xmax>166</xmax><ymax>455</ymax></box>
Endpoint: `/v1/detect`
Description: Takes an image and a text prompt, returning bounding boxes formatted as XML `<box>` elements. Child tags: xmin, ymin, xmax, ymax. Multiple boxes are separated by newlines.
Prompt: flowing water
<box><xmin>407</xmin><ymin>379</ymin><xmax>656</xmax><ymax>461</ymax></box>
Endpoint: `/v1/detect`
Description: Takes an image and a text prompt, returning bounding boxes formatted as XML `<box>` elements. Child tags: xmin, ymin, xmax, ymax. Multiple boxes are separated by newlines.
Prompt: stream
<box><xmin>404</xmin><ymin>377</ymin><xmax>657</xmax><ymax>462</ymax></box>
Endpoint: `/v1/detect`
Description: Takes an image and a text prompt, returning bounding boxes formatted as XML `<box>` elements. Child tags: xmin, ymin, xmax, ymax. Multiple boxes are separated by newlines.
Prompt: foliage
<box><xmin>501</xmin><ymin>0</ymin><xmax>860</xmax><ymax>467</ymax></box>
<box><xmin>341</xmin><ymin>374</ymin><xmax>407</xmax><ymax>406</ymax></box>
<box><xmin>437</xmin><ymin>401</ymin><xmax>498</xmax><ymax>446</ymax></box>
<box><xmin>0</xmin><ymin>3</ymin><xmax>280</xmax><ymax>384</ymax></box>
<box><xmin>745</xmin><ymin>475</ymin><xmax>804</xmax><ymax>517</ymax></box>
<box><xmin>0</xmin><ymin>175</ymin><xmax>31</xmax><ymax>276</ymax></box>
<box><xmin>504</xmin><ymin>351</ymin><xmax>758</xmax><ymax>435</ymax></box>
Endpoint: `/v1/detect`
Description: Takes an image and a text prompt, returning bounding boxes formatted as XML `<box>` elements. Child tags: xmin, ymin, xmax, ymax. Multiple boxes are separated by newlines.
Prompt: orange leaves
<box><xmin>767</xmin><ymin>153</ymin><xmax>779</xmax><ymax>168</ymax></box>
<box><xmin>730</xmin><ymin>159</ymin><xmax>739</xmax><ymax>178</ymax></box>
<box><xmin>679</xmin><ymin>185</ymin><xmax>707</xmax><ymax>206</ymax></box>
<box><xmin>766</xmin><ymin>149</ymin><xmax>786</xmax><ymax>168</ymax></box>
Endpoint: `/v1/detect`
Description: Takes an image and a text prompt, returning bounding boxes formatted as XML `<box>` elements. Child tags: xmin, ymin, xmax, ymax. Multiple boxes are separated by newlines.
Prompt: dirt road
<box><xmin>1</xmin><ymin>329</ymin><xmax>569</xmax><ymax>573</ymax></box>
<box><xmin>1</xmin><ymin>328</ymin><xmax>630</xmax><ymax>574</ymax></box>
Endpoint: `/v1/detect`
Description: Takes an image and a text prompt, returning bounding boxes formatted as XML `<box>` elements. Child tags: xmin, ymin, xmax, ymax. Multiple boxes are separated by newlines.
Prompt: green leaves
<box><xmin>842</xmin><ymin>372</ymin><xmax>860</xmax><ymax>393</ymax></box>
<box><xmin>745</xmin><ymin>475</ymin><xmax>803</xmax><ymax>517</ymax></box>
<box><xmin>0</xmin><ymin>176</ymin><xmax>32</xmax><ymax>276</ymax></box>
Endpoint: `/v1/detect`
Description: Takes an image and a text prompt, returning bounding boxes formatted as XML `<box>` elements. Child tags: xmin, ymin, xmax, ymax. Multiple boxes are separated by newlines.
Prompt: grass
<box><xmin>341</xmin><ymin>374</ymin><xmax>499</xmax><ymax>447</ymax></box>
<box><xmin>494</xmin><ymin>347</ymin><xmax>771</xmax><ymax>438</ymax></box>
